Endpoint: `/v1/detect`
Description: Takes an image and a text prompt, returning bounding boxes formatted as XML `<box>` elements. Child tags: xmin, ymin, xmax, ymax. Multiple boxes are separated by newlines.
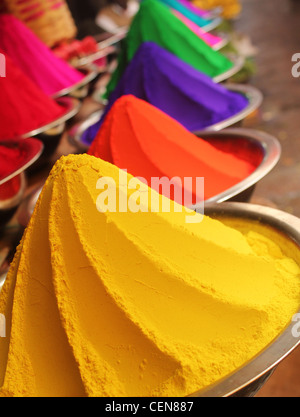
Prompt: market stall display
<box><xmin>0</xmin><ymin>0</ymin><xmax>299</xmax><ymax>399</ymax></box>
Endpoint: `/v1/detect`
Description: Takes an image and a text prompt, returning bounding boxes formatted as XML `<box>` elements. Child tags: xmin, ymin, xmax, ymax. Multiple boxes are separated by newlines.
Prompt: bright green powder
<box><xmin>105</xmin><ymin>0</ymin><xmax>233</xmax><ymax>99</ymax></box>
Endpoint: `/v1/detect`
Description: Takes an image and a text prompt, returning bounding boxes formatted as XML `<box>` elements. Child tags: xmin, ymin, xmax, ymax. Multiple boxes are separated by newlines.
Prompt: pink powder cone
<box><xmin>172</xmin><ymin>10</ymin><xmax>223</xmax><ymax>48</ymax></box>
<box><xmin>0</xmin><ymin>14</ymin><xmax>85</xmax><ymax>97</ymax></box>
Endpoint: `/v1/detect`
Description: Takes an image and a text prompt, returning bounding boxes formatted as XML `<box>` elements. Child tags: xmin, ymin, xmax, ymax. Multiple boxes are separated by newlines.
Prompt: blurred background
<box><xmin>234</xmin><ymin>0</ymin><xmax>300</xmax><ymax>396</ymax></box>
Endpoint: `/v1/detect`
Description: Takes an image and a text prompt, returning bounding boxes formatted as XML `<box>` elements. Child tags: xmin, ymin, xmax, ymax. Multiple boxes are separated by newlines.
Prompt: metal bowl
<box><xmin>20</xmin><ymin>96</ymin><xmax>81</xmax><ymax>166</ymax></box>
<box><xmin>52</xmin><ymin>66</ymin><xmax>99</xmax><ymax>100</ymax></box>
<box><xmin>0</xmin><ymin>172</ymin><xmax>26</xmax><ymax>222</ymax></box>
<box><xmin>213</xmin><ymin>53</ymin><xmax>245</xmax><ymax>83</ymax></box>
<box><xmin>20</xmin><ymin>97</ymin><xmax>81</xmax><ymax>141</ymax></box>
<box><xmin>203</xmin><ymin>6</ymin><xmax>223</xmax><ymax>20</ymax></box>
<box><xmin>67</xmin><ymin>109</ymin><xmax>104</xmax><ymax>152</ymax></box>
<box><xmin>190</xmin><ymin>128</ymin><xmax>281</xmax><ymax>207</ymax></box>
<box><xmin>0</xmin><ymin>273</ymin><xmax>6</xmax><ymax>292</ymax></box>
<box><xmin>200</xmin><ymin>16</ymin><xmax>223</xmax><ymax>32</ymax></box>
<box><xmin>17</xmin><ymin>185</ymin><xmax>43</xmax><ymax>229</ymax></box>
<box><xmin>193</xmin><ymin>84</ymin><xmax>263</xmax><ymax>133</ymax></box>
<box><xmin>189</xmin><ymin>201</ymin><xmax>300</xmax><ymax>397</ymax></box>
<box><xmin>95</xmin><ymin>29</ymin><xmax>129</xmax><ymax>50</ymax></box>
<box><xmin>0</xmin><ymin>138</ymin><xmax>44</xmax><ymax>228</ymax></box>
<box><xmin>212</xmin><ymin>33</ymin><xmax>229</xmax><ymax>51</ymax></box>
<box><xmin>73</xmin><ymin>45</ymin><xmax>116</xmax><ymax>70</ymax></box>
<box><xmin>67</xmin><ymin>83</ymin><xmax>262</xmax><ymax>153</ymax></box>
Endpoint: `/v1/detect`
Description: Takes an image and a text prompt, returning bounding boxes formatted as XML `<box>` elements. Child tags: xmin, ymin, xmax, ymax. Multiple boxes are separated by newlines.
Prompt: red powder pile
<box><xmin>0</xmin><ymin>51</ymin><xmax>65</xmax><ymax>140</ymax></box>
<box><xmin>0</xmin><ymin>145</ymin><xmax>27</xmax><ymax>180</ymax></box>
<box><xmin>88</xmin><ymin>95</ymin><xmax>257</xmax><ymax>204</ymax></box>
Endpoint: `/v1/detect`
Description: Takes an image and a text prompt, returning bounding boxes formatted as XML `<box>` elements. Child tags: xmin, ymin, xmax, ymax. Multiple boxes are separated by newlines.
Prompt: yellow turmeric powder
<box><xmin>0</xmin><ymin>154</ymin><xmax>300</xmax><ymax>397</ymax></box>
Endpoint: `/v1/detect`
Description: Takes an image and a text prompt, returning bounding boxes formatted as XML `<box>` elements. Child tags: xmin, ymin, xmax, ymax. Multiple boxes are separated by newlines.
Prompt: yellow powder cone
<box><xmin>0</xmin><ymin>154</ymin><xmax>300</xmax><ymax>397</ymax></box>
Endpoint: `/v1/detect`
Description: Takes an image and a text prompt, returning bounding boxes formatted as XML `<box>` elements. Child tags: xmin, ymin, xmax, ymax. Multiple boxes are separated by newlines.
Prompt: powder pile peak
<box><xmin>0</xmin><ymin>51</ymin><xmax>65</xmax><ymax>140</ymax></box>
<box><xmin>85</xmin><ymin>41</ymin><xmax>248</xmax><ymax>143</ymax></box>
<box><xmin>105</xmin><ymin>0</ymin><xmax>233</xmax><ymax>98</ymax></box>
<box><xmin>88</xmin><ymin>95</ymin><xmax>255</xmax><ymax>203</ymax></box>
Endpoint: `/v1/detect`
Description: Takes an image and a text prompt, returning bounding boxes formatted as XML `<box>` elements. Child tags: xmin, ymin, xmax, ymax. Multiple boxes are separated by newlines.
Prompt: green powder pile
<box><xmin>105</xmin><ymin>0</ymin><xmax>233</xmax><ymax>99</ymax></box>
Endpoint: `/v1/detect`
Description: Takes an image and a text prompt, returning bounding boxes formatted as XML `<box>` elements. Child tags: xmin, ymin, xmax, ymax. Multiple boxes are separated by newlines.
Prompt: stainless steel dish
<box><xmin>52</xmin><ymin>66</ymin><xmax>99</xmax><ymax>100</ymax></box>
<box><xmin>212</xmin><ymin>33</ymin><xmax>229</xmax><ymax>51</ymax></box>
<box><xmin>213</xmin><ymin>54</ymin><xmax>245</xmax><ymax>83</ymax></box>
<box><xmin>190</xmin><ymin>202</ymin><xmax>300</xmax><ymax>397</ymax></box>
<box><xmin>17</xmin><ymin>185</ymin><xmax>43</xmax><ymax>229</ymax></box>
<box><xmin>201</xmin><ymin>16</ymin><xmax>223</xmax><ymax>32</ymax></box>
<box><xmin>67</xmin><ymin>83</ymin><xmax>263</xmax><ymax>154</ymax></box>
<box><xmin>190</xmin><ymin>128</ymin><xmax>281</xmax><ymax>206</ymax></box>
<box><xmin>20</xmin><ymin>97</ymin><xmax>81</xmax><ymax>140</ymax></box>
<box><xmin>0</xmin><ymin>139</ymin><xmax>44</xmax><ymax>228</ymax></box>
<box><xmin>193</xmin><ymin>84</ymin><xmax>263</xmax><ymax>133</ymax></box>
<box><xmin>96</xmin><ymin>29</ymin><xmax>129</xmax><ymax>50</ymax></box>
<box><xmin>67</xmin><ymin>109</ymin><xmax>104</xmax><ymax>152</ymax></box>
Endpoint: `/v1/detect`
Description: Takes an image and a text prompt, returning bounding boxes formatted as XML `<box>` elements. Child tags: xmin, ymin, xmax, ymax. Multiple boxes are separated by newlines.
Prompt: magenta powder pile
<box><xmin>0</xmin><ymin>14</ymin><xmax>85</xmax><ymax>97</ymax></box>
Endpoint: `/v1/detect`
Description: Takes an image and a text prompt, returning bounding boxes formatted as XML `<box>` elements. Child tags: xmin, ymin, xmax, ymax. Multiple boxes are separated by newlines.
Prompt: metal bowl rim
<box><xmin>52</xmin><ymin>66</ymin><xmax>99</xmax><ymax>99</ymax></box>
<box><xmin>0</xmin><ymin>139</ymin><xmax>44</xmax><ymax>186</ymax></box>
<box><xmin>72</xmin><ymin>45</ymin><xmax>116</xmax><ymax>69</ymax></box>
<box><xmin>189</xmin><ymin>127</ymin><xmax>281</xmax><ymax>207</ymax></box>
<box><xmin>67</xmin><ymin>109</ymin><xmax>104</xmax><ymax>151</ymax></box>
<box><xmin>20</xmin><ymin>96</ymin><xmax>81</xmax><ymax>140</ymax></box>
<box><xmin>189</xmin><ymin>201</ymin><xmax>300</xmax><ymax>397</ymax></box>
<box><xmin>0</xmin><ymin>171</ymin><xmax>26</xmax><ymax>210</ymax></box>
<box><xmin>69</xmin><ymin>82</ymin><xmax>263</xmax><ymax>153</ymax></box>
<box><xmin>212</xmin><ymin>33</ymin><xmax>229</xmax><ymax>51</ymax></box>
<box><xmin>96</xmin><ymin>28</ymin><xmax>128</xmax><ymax>49</ymax></box>
<box><xmin>200</xmin><ymin>16</ymin><xmax>223</xmax><ymax>32</ymax></box>
<box><xmin>213</xmin><ymin>54</ymin><xmax>245</xmax><ymax>83</ymax></box>
<box><xmin>194</xmin><ymin>83</ymin><xmax>263</xmax><ymax>133</ymax></box>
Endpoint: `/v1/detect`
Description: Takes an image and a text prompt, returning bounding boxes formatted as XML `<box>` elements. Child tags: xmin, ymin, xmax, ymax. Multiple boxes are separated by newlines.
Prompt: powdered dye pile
<box><xmin>0</xmin><ymin>14</ymin><xmax>84</xmax><ymax>97</ymax></box>
<box><xmin>0</xmin><ymin>154</ymin><xmax>299</xmax><ymax>397</ymax></box>
<box><xmin>157</xmin><ymin>0</ymin><xmax>214</xmax><ymax>27</ymax></box>
<box><xmin>0</xmin><ymin>52</ymin><xmax>65</xmax><ymax>140</ymax></box>
<box><xmin>105</xmin><ymin>0</ymin><xmax>233</xmax><ymax>99</ymax></box>
<box><xmin>84</xmin><ymin>42</ymin><xmax>248</xmax><ymax>143</ymax></box>
<box><xmin>88</xmin><ymin>95</ymin><xmax>256</xmax><ymax>203</ymax></box>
